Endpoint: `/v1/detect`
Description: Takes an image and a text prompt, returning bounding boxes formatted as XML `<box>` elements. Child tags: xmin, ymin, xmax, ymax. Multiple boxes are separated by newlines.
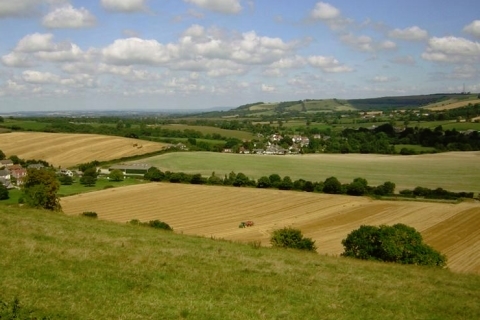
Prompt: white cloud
<box><xmin>310</xmin><ymin>2</ymin><xmax>340</xmax><ymax>20</ymax></box>
<box><xmin>463</xmin><ymin>20</ymin><xmax>480</xmax><ymax>38</ymax></box>
<box><xmin>22</xmin><ymin>70</ymin><xmax>60</xmax><ymax>84</ymax></box>
<box><xmin>371</xmin><ymin>76</ymin><xmax>399</xmax><ymax>83</ymax></box>
<box><xmin>101</xmin><ymin>0</ymin><xmax>147</xmax><ymax>13</ymax></box>
<box><xmin>341</xmin><ymin>34</ymin><xmax>397</xmax><ymax>52</ymax></box>
<box><xmin>307</xmin><ymin>55</ymin><xmax>353</xmax><ymax>73</ymax></box>
<box><xmin>378</xmin><ymin>40</ymin><xmax>397</xmax><ymax>50</ymax></box>
<box><xmin>184</xmin><ymin>0</ymin><xmax>242</xmax><ymax>14</ymax></box>
<box><xmin>36</xmin><ymin>43</ymin><xmax>84</xmax><ymax>62</ymax></box>
<box><xmin>422</xmin><ymin>36</ymin><xmax>480</xmax><ymax>63</ymax></box>
<box><xmin>102</xmin><ymin>38</ymin><xmax>175</xmax><ymax>65</ymax></box>
<box><xmin>309</xmin><ymin>1</ymin><xmax>350</xmax><ymax>30</ymax></box>
<box><xmin>389</xmin><ymin>26</ymin><xmax>428</xmax><ymax>41</ymax></box>
<box><xmin>261</xmin><ymin>84</ymin><xmax>275</xmax><ymax>92</ymax></box>
<box><xmin>15</xmin><ymin>33</ymin><xmax>55</xmax><ymax>52</ymax></box>
<box><xmin>42</xmin><ymin>5</ymin><xmax>96</xmax><ymax>28</ymax></box>
<box><xmin>1</xmin><ymin>52</ymin><xmax>34</xmax><ymax>67</ymax></box>
<box><xmin>340</xmin><ymin>33</ymin><xmax>374</xmax><ymax>52</ymax></box>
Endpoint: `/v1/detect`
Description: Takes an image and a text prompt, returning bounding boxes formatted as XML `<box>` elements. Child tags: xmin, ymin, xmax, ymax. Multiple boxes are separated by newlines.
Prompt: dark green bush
<box><xmin>81</xmin><ymin>211</ymin><xmax>98</xmax><ymax>218</ymax></box>
<box><xmin>270</xmin><ymin>227</ymin><xmax>316</xmax><ymax>252</ymax></box>
<box><xmin>341</xmin><ymin>224</ymin><xmax>447</xmax><ymax>267</ymax></box>
<box><xmin>128</xmin><ymin>219</ymin><xmax>172</xmax><ymax>231</ymax></box>
<box><xmin>147</xmin><ymin>220</ymin><xmax>173</xmax><ymax>231</ymax></box>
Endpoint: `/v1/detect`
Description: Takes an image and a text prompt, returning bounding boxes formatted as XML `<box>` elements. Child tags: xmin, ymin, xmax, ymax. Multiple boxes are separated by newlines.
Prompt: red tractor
<box><xmin>239</xmin><ymin>220</ymin><xmax>255</xmax><ymax>228</ymax></box>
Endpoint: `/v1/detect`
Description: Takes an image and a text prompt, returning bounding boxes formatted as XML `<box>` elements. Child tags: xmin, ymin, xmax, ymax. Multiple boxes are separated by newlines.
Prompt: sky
<box><xmin>0</xmin><ymin>0</ymin><xmax>480</xmax><ymax>112</ymax></box>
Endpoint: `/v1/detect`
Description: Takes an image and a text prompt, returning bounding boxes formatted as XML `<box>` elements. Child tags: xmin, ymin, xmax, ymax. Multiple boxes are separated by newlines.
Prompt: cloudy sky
<box><xmin>1</xmin><ymin>0</ymin><xmax>480</xmax><ymax>112</ymax></box>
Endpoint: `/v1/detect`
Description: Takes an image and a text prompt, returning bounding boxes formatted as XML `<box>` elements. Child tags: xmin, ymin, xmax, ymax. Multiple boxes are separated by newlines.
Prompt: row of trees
<box><xmin>144</xmin><ymin>168</ymin><xmax>398</xmax><ymax>197</ymax></box>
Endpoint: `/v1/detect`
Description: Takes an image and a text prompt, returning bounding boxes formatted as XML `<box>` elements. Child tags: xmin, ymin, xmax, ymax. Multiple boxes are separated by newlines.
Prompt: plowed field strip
<box><xmin>61</xmin><ymin>183</ymin><xmax>480</xmax><ymax>274</ymax></box>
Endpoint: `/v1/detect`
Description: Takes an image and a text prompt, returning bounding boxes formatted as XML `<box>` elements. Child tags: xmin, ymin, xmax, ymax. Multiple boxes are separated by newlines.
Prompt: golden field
<box><xmin>61</xmin><ymin>183</ymin><xmax>480</xmax><ymax>274</ymax></box>
<box><xmin>0</xmin><ymin>132</ymin><xmax>168</xmax><ymax>167</ymax></box>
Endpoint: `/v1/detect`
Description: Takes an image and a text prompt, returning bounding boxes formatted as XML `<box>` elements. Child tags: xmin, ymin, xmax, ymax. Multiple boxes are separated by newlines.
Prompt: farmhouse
<box><xmin>109</xmin><ymin>163</ymin><xmax>153</xmax><ymax>175</ymax></box>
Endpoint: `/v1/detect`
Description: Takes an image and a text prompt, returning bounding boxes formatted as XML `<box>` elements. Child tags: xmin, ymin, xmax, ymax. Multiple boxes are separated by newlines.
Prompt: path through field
<box><xmin>61</xmin><ymin>183</ymin><xmax>480</xmax><ymax>274</ymax></box>
<box><xmin>0</xmin><ymin>132</ymin><xmax>168</xmax><ymax>167</ymax></box>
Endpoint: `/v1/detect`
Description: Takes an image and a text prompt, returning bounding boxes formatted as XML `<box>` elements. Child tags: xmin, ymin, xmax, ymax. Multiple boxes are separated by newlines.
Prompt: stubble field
<box><xmin>61</xmin><ymin>183</ymin><xmax>480</xmax><ymax>274</ymax></box>
<box><xmin>0</xmin><ymin>132</ymin><xmax>168</xmax><ymax>167</ymax></box>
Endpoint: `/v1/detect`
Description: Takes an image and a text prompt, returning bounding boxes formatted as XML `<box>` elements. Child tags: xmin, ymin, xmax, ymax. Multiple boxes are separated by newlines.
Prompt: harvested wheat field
<box><xmin>0</xmin><ymin>132</ymin><xmax>168</xmax><ymax>167</ymax></box>
<box><xmin>61</xmin><ymin>183</ymin><xmax>480</xmax><ymax>274</ymax></box>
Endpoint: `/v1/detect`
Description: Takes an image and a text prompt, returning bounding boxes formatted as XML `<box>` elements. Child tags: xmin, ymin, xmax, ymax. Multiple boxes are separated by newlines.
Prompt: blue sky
<box><xmin>0</xmin><ymin>0</ymin><xmax>479</xmax><ymax>112</ymax></box>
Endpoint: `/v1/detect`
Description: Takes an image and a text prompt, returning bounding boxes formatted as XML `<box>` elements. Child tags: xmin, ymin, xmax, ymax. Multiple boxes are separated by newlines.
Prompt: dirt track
<box><xmin>0</xmin><ymin>132</ymin><xmax>168</xmax><ymax>167</ymax></box>
<box><xmin>61</xmin><ymin>183</ymin><xmax>480</xmax><ymax>274</ymax></box>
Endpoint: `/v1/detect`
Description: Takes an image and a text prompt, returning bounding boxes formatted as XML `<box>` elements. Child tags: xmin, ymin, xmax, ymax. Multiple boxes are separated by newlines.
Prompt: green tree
<box><xmin>109</xmin><ymin>169</ymin><xmax>124</xmax><ymax>182</ymax></box>
<box><xmin>270</xmin><ymin>227</ymin><xmax>317</xmax><ymax>252</ymax></box>
<box><xmin>278</xmin><ymin>176</ymin><xmax>293</xmax><ymax>190</ymax></box>
<box><xmin>58</xmin><ymin>174</ymin><xmax>73</xmax><ymax>185</ymax></box>
<box><xmin>0</xmin><ymin>150</ymin><xmax>5</xmax><ymax>160</ymax></box>
<box><xmin>346</xmin><ymin>177</ymin><xmax>368</xmax><ymax>196</ymax></box>
<box><xmin>341</xmin><ymin>224</ymin><xmax>446</xmax><ymax>267</ymax></box>
<box><xmin>256</xmin><ymin>176</ymin><xmax>271</xmax><ymax>188</ymax></box>
<box><xmin>22</xmin><ymin>168</ymin><xmax>61</xmax><ymax>210</ymax></box>
<box><xmin>80</xmin><ymin>167</ymin><xmax>98</xmax><ymax>187</ymax></box>
<box><xmin>269</xmin><ymin>174</ymin><xmax>282</xmax><ymax>188</ymax></box>
<box><xmin>323</xmin><ymin>176</ymin><xmax>342</xmax><ymax>194</ymax></box>
<box><xmin>0</xmin><ymin>184</ymin><xmax>9</xmax><ymax>200</ymax></box>
<box><xmin>144</xmin><ymin>167</ymin><xmax>164</xmax><ymax>182</ymax></box>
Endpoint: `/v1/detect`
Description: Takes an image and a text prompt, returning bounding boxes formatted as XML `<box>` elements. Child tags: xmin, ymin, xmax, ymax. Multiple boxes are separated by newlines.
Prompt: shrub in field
<box><xmin>270</xmin><ymin>227</ymin><xmax>317</xmax><ymax>252</ymax></box>
<box><xmin>81</xmin><ymin>211</ymin><xmax>98</xmax><ymax>218</ymax></box>
<box><xmin>147</xmin><ymin>220</ymin><xmax>173</xmax><ymax>231</ymax></box>
<box><xmin>128</xmin><ymin>219</ymin><xmax>173</xmax><ymax>231</ymax></box>
<box><xmin>341</xmin><ymin>224</ymin><xmax>447</xmax><ymax>267</ymax></box>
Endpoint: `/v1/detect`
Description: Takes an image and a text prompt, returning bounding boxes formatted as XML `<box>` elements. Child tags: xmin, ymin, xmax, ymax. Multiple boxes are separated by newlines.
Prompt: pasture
<box><xmin>138</xmin><ymin>151</ymin><xmax>480</xmax><ymax>192</ymax></box>
<box><xmin>61</xmin><ymin>183</ymin><xmax>480</xmax><ymax>274</ymax></box>
<box><xmin>0</xmin><ymin>132</ymin><xmax>168</xmax><ymax>167</ymax></box>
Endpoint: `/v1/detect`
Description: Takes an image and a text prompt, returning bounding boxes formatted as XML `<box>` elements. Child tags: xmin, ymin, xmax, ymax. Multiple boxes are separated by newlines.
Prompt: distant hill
<box><xmin>233</xmin><ymin>93</ymin><xmax>479</xmax><ymax>114</ymax></box>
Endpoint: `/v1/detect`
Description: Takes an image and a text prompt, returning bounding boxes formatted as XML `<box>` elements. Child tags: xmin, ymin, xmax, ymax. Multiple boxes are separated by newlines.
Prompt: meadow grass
<box><xmin>394</xmin><ymin>144</ymin><xmax>436</xmax><ymax>153</ymax></box>
<box><xmin>140</xmin><ymin>151</ymin><xmax>480</xmax><ymax>192</ymax></box>
<box><xmin>1</xmin><ymin>205</ymin><xmax>479</xmax><ymax>319</ymax></box>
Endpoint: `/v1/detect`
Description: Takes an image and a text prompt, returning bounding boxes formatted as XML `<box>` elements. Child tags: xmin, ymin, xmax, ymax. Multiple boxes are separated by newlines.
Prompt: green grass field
<box><xmin>139</xmin><ymin>151</ymin><xmax>480</xmax><ymax>192</ymax></box>
<box><xmin>57</xmin><ymin>177</ymin><xmax>146</xmax><ymax>197</ymax></box>
<box><xmin>1</xmin><ymin>205</ymin><xmax>479</xmax><ymax>319</ymax></box>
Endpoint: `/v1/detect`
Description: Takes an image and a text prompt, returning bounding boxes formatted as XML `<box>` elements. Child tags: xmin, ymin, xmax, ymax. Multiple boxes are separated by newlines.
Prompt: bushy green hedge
<box><xmin>129</xmin><ymin>219</ymin><xmax>173</xmax><ymax>231</ymax></box>
<box><xmin>341</xmin><ymin>224</ymin><xmax>447</xmax><ymax>267</ymax></box>
<box><xmin>270</xmin><ymin>227</ymin><xmax>316</xmax><ymax>252</ymax></box>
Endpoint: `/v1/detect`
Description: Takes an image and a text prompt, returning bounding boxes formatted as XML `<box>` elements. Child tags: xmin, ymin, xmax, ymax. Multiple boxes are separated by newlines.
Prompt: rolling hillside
<box><xmin>2</xmin><ymin>205</ymin><xmax>479</xmax><ymax>318</ymax></box>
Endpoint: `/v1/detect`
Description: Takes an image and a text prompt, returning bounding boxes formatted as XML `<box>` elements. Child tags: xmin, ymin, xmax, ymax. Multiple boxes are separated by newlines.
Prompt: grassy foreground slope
<box><xmin>0</xmin><ymin>132</ymin><xmax>169</xmax><ymax>167</ymax></box>
<box><xmin>139</xmin><ymin>151</ymin><xmax>480</xmax><ymax>192</ymax></box>
<box><xmin>1</xmin><ymin>206</ymin><xmax>480</xmax><ymax>319</ymax></box>
<box><xmin>61</xmin><ymin>183</ymin><xmax>480</xmax><ymax>274</ymax></box>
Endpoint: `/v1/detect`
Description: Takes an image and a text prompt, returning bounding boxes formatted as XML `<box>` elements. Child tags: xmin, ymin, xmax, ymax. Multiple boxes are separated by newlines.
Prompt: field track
<box><xmin>61</xmin><ymin>183</ymin><xmax>480</xmax><ymax>274</ymax></box>
<box><xmin>0</xmin><ymin>132</ymin><xmax>168</xmax><ymax>167</ymax></box>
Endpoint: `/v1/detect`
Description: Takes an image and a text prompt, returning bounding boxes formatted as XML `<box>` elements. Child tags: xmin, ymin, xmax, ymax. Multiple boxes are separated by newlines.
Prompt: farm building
<box><xmin>109</xmin><ymin>163</ymin><xmax>154</xmax><ymax>175</ymax></box>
